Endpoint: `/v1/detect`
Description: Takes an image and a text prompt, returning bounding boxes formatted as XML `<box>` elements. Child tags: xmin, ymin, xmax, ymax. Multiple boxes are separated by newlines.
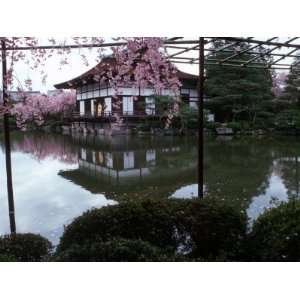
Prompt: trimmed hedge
<box><xmin>57</xmin><ymin>200</ymin><xmax>179</xmax><ymax>253</ymax></box>
<box><xmin>53</xmin><ymin>238</ymin><xmax>177</xmax><ymax>262</ymax></box>
<box><xmin>56</xmin><ymin>199</ymin><xmax>247</xmax><ymax>261</ymax></box>
<box><xmin>0</xmin><ymin>233</ymin><xmax>52</xmax><ymax>262</ymax></box>
<box><xmin>2</xmin><ymin>200</ymin><xmax>300</xmax><ymax>262</ymax></box>
<box><xmin>248</xmin><ymin>201</ymin><xmax>300</xmax><ymax>262</ymax></box>
<box><xmin>174</xmin><ymin>200</ymin><xmax>247</xmax><ymax>259</ymax></box>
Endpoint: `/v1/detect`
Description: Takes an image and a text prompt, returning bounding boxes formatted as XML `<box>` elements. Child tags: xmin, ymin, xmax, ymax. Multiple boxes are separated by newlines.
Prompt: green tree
<box><xmin>281</xmin><ymin>55</ymin><xmax>300</xmax><ymax>107</ymax></box>
<box><xmin>205</xmin><ymin>40</ymin><xmax>274</xmax><ymax>124</ymax></box>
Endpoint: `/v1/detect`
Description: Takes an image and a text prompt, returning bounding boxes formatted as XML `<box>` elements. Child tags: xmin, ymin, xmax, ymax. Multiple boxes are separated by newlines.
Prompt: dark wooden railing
<box><xmin>70</xmin><ymin>111</ymin><xmax>158</xmax><ymax>120</ymax></box>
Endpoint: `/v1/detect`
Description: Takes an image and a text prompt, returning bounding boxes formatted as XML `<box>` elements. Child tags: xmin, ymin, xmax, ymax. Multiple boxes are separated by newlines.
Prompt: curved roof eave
<box><xmin>54</xmin><ymin>58</ymin><xmax>198</xmax><ymax>89</ymax></box>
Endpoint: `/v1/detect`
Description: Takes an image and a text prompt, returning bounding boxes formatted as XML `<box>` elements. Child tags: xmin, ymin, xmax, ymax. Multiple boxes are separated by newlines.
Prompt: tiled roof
<box><xmin>54</xmin><ymin>56</ymin><xmax>198</xmax><ymax>89</ymax></box>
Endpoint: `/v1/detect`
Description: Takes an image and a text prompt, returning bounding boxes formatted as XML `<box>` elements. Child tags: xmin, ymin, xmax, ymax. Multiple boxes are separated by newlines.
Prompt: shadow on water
<box><xmin>1</xmin><ymin>131</ymin><xmax>300</xmax><ymax>245</ymax></box>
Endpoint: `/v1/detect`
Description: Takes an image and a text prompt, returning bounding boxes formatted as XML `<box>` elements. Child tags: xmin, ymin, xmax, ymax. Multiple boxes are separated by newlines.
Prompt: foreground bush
<box><xmin>0</xmin><ymin>254</ymin><xmax>17</xmax><ymax>262</ymax></box>
<box><xmin>57</xmin><ymin>199</ymin><xmax>246</xmax><ymax>261</ymax></box>
<box><xmin>0</xmin><ymin>233</ymin><xmax>52</xmax><ymax>262</ymax></box>
<box><xmin>53</xmin><ymin>238</ymin><xmax>178</xmax><ymax>262</ymax></box>
<box><xmin>57</xmin><ymin>200</ymin><xmax>179</xmax><ymax>253</ymax></box>
<box><xmin>174</xmin><ymin>199</ymin><xmax>247</xmax><ymax>259</ymax></box>
<box><xmin>249</xmin><ymin>201</ymin><xmax>300</xmax><ymax>261</ymax></box>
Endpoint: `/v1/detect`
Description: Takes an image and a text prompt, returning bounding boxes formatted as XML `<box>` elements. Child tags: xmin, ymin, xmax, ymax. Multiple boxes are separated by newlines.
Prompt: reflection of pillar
<box><xmin>116</xmin><ymin>170</ymin><xmax>119</xmax><ymax>185</ymax></box>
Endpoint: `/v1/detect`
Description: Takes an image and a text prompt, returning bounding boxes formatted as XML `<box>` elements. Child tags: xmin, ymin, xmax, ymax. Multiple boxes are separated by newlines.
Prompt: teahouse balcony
<box><xmin>67</xmin><ymin>110</ymin><xmax>161</xmax><ymax>123</ymax></box>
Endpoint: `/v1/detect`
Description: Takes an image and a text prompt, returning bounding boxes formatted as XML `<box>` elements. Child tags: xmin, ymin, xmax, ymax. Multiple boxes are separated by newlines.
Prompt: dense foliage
<box><xmin>56</xmin><ymin>199</ymin><xmax>247</xmax><ymax>261</ymax></box>
<box><xmin>53</xmin><ymin>238</ymin><xmax>176</xmax><ymax>262</ymax></box>
<box><xmin>174</xmin><ymin>200</ymin><xmax>246</xmax><ymax>259</ymax></box>
<box><xmin>280</xmin><ymin>57</ymin><xmax>300</xmax><ymax>107</ymax></box>
<box><xmin>274</xmin><ymin>109</ymin><xmax>300</xmax><ymax>131</ymax></box>
<box><xmin>205</xmin><ymin>40</ymin><xmax>274</xmax><ymax>124</ymax></box>
<box><xmin>0</xmin><ymin>233</ymin><xmax>52</xmax><ymax>262</ymax></box>
<box><xmin>248</xmin><ymin>201</ymin><xmax>300</xmax><ymax>261</ymax></box>
<box><xmin>1</xmin><ymin>199</ymin><xmax>300</xmax><ymax>262</ymax></box>
<box><xmin>57</xmin><ymin>200</ymin><xmax>180</xmax><ymax>253</ymax></box>
<box><xmin>10</xmin><ymin>91</ymin><xmax>76</xmax><ymax>130</ymax></box>
<box><xmin>138</xmin><ymin>95</ymin><xmax>198</xmax><ymax>132</ymax></box>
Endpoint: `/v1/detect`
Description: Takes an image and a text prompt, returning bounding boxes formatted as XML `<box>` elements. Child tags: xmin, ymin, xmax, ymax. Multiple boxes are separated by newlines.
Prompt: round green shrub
<box><xmin>54</xmin><ymin>238</ymin><xmax>177</xmax><ymax>262</ymax></box>
<box><xmin>58</xmin><ymin>200</ymin><xmax>179</xmax><ymax>253</ymax></box>
<box><xmin>174</xmin><ymin>199</ymin><xmax>247</xmax><ymax>260</ymax></box>
<box><xmin>0</xmin><ymin>233</ymin><xmax>53</xmax><ymax>262</ymax></box>
<box><xmin>57</xmin><ymin>199</ymin><xmax>246</xmax><ymax>261</ymax></box>
<box><xmin>248</xmin><ymin>201</ymin><xmax>300</xmax><ymax>261</ymax></box>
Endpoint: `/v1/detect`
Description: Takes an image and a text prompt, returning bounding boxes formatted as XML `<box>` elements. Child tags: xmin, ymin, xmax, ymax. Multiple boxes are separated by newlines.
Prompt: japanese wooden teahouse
<box><xmin>54</xmin><ymin>56</ymin><xmax>198</xmax><ymax>135</ymax></box>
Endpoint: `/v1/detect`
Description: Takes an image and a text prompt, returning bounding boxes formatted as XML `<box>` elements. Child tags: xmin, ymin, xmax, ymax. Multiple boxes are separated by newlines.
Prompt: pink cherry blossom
<box><xmin>10</xmin><ymin>91</ymin><xmax>76</xmax><ymax>130</ymax></box>
<box><xmin>1</xmin><ymin>37</ymin><xmax>182</xmax><ymax>128</ymax></box>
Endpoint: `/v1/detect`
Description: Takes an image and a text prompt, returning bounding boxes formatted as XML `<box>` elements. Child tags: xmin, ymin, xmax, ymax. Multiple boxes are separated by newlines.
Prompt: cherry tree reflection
<box><xmin>11</xmin><ymin>133</ymin><xmax>78</xmax><ymax>164</ymax></box>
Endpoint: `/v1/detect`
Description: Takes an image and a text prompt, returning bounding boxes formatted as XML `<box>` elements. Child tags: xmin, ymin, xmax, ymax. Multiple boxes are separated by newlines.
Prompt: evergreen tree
<box><xmin>281</xmin><ymin>55</ymin><xmax>300</xmax><ymax>107</ymax></box>
<box><xmin>204</xmin><ymin>40</ymin><xmax>274</xmax><ymax>124</ymax></box>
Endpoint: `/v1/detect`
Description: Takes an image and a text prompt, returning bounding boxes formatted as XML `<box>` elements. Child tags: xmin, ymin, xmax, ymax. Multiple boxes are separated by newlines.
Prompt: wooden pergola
<box><xmin>2</xmin><ymin>37</ymin><xmax>300</xmax><ymax>234</ymax></box>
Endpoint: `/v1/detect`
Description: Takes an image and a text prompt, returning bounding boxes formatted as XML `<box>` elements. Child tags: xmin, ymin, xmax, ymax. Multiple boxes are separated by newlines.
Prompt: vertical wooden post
<box><xmin>198</xmin><ymin>37</ymin><xmax>205</xmax><ymax>199</ymax></box>
<box><xmin>1</xmin><ymin>39</ymin><xmax>16</xmax><ymax>234</ymax></box>
<box><xmin>296</xmin><ymin>156</ymin><xmax>299</xmax><ymax>198</ymax></box>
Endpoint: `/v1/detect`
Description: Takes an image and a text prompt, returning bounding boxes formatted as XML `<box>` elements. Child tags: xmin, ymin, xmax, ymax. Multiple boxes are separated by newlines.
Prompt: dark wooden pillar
<box><xmin>1</xmin><ymin>39</ymin><xmax>16</xmax><ymax>233</ymax></box>
<box><xmin>198</xmin><ymin>37</ymin><xmax>205</xmax><ymax>199</ymax></box>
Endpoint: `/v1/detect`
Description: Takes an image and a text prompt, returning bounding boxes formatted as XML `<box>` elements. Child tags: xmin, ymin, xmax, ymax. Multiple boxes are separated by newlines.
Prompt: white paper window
<box><xmin>105</xmin><ymin>152</ymin><xmax>113</xmax><ymax>168</ymax></box>
<box><xmin>190</xmin><ymin>89</ymin><xmax>198</xmax><ymax>97</ymax></box>
<box><xmin>107</xmin><ymin>88</ymin><xmax>114</xmax><ymax>96</ymax></box>
<box><xmin>104</xmin><ymin>98</ymin><xmax>112</xmax><ymax>114</ymax></box>
<box><xmin>140</xmin><ymin>88</ymin><xmax>155</xmax><ymax>96</ymax></box>
<box><xmin>80</xmin><ymin>101</ymin><xmax>85</xmax><ymax>116</ymax></box>
<box><xmin>81</xmin><ymin>148</ymin><xmax>87</xmax><ymax>160</ymax></box>
<box><xmin>121</xmin><ymin>88</ymin><xmax>132</xmax><ymax>95</ymax></box>
<box><xmin>123</xmin><ymin>97</ymin><xmax>134</xmax><ymax>115</ymax></box>
<box><xmin>189</xmin><ymin>101</ymin><xmax>198</xmax><ymax>110</ymax></box>
<box><xmin>146</xmin><ymin>149</ymin><xmax>156</xmax><ymax>165</ymax></box>
<box><xmin>91</xmin><ymin>99</ymin><xmax>95</xmax><ymax>116</ymax></box>
<box><xmin>181</xmin><ymin>88</ymin><xmax>190</xmax><ymax>94</ymax></box>
<box><xmin>208</xmin><ymin>114</ymin><xmax>215</xmax><ymax>122</ymax></box>
<box><xmin>94</xmin><ymin>89</ymin><xmax>100</xmax><ymax>97</ymax></box>
<box><xmin>124</xmin><ymin>151</ymin><xmax>135</xmax><ymax>169</ymax></box>
<box><xmin>100</xmin><ymin>89</ymin><xmax>107</xmax><ymax>97</ymax></box>
<box><xmin>145</xmin><ymin>97</ymin><xmax>155</xmax><ymax>115</ymax></box>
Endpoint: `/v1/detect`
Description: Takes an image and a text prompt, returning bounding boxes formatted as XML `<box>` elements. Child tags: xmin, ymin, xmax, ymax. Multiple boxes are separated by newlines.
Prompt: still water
<box><xmin>1</xmin><ymin>132</ymin><xmax>300</xmax><ymax>244</ymax></box>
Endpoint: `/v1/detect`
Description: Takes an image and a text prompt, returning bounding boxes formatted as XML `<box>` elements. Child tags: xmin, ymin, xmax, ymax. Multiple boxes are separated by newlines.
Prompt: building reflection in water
<box><xmin>3</xmin><ymin>132</ymin><xmax>300</xmax><ymax>242</ymax></box>
<box><xmin>59</xmin><ymin>134</ymin><xmax>198</xmax><ymax>199</ymax></box>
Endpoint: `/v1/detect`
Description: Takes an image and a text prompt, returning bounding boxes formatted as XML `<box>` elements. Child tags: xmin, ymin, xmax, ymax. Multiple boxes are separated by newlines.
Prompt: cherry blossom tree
<box><xmin>109</xmin><ymin>37</ymin><xmax>181</xmax><ymax>93</ymax></box>
<box><xmin>1</xmin><ymin>37</ymin><xmax>181</xmax><ymax>128</ymax></box>
<box><xmin>10</xmin><ymin>90</ymin><xmax>76</xmax><ymax>130</ymax></box>
<box><xmin>106</xmin><ymin>37</ymin><xmax>182</xmax><ymax>127</ymax></box>
<box><xmin>0</xmin><ymin>37</ymin><xmax>184</xmax><ymax>234</ymax></box>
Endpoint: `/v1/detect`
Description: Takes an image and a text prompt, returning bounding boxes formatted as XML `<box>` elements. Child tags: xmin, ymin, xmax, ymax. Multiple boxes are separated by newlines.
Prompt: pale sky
<box><xmin>1</xmin><ymin>37</ymin><xmax>296</xmax><ymax>93</ymax></box>
<box><xmin>1</xmin><ymin>38</ymin><xmax>199</xmax><ymax>93</ymax></box>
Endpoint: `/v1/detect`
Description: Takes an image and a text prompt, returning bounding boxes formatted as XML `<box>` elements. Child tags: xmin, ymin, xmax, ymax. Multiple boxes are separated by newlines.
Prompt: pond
<box><xmin>1</xmin><ymin>131</ymin><xmax>300</xmax><ymax>244</ymax></box>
